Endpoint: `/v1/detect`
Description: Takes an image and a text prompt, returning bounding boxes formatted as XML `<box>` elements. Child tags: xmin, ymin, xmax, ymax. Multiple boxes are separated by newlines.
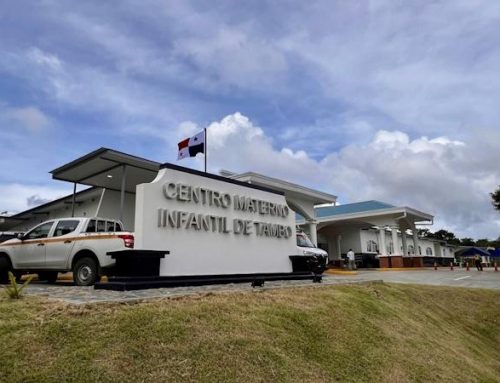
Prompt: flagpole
<box><xmin>204</xmin><ymin>127</ymin><xmax>207</xmax><ymax>173</ymax></box>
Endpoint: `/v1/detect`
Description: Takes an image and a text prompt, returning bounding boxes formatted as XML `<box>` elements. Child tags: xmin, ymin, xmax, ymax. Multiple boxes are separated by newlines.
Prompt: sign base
<box><xmin>94</xmin><ymin>272</ymin><xmax>322</xmax><ymax>291</ymax></box>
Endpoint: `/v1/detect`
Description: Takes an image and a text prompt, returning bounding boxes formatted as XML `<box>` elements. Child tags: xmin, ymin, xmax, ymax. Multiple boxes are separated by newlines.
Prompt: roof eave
<box><xmin>231</xmin><ymin>172</ymin><xmax>337</xmax><ymax>204</ymax></box>
<box><xmin>314</xmin><ymin>207</ymin><xmax>433</xmax><ymax>223</ymax></box>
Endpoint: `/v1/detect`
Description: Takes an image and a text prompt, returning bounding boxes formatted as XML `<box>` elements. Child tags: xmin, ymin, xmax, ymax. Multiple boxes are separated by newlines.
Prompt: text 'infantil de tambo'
<box><xmin>156</xmin><ymin>182</ymin><xmax>293</xmax><ymax>238</ymax></box>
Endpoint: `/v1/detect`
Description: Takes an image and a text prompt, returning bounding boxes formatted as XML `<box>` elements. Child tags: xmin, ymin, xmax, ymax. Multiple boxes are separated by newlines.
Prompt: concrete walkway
<box><xmin>7</xmin><ymin>267</ymin><xmax>499</xmax><ymax>305</ymax></box>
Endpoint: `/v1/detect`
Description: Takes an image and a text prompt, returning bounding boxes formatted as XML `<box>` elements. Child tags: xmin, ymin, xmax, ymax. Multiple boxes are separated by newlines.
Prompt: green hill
<box><xmin>1</xmin><ymin>282</ymin><xmax>499</xmax><ymax>382</ymax></box>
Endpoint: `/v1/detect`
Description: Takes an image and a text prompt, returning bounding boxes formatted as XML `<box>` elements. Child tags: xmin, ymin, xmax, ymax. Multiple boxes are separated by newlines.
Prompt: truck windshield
<box><xmin>297</xmin><ymin>233</ymin><xmax>315</xmax><ymax>248</ymax></box>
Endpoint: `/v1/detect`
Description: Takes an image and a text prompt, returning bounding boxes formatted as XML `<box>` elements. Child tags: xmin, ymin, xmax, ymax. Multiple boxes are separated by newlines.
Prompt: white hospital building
<box><xmin>0</xmin><ymin>148</ymin><xmax>457</xmax><ymax>268</ymax></box>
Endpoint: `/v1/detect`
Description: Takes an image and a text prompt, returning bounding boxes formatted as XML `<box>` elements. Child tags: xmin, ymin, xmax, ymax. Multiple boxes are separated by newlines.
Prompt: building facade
<box><xmin>0</xmin><ymin>147</ymin><xmax>454</xmax><ymax>269</ymax></box>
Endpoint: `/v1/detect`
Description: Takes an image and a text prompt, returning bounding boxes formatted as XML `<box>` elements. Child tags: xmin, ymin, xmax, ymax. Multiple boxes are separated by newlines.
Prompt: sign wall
<box><xmin>134</xmin><ymin>164</ymin><xmax>297</xmax><ymax>276</ymax></box>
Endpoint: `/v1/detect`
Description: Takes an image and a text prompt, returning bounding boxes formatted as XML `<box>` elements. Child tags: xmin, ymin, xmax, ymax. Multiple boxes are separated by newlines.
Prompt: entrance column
<box><xmin>336</xmin><ymin>234</ymin><xmax>342</xmax><ymax>267</ymax></box>
<box><xmin>307</xmin><ymin>219</ymin><xmax>318</xmax><ymax>247</ymax></box>
<box><xmin>378</xmin><ymin>227</ymin><xmax>387</xmax><ymax>256</ymax></box>
<box><xmin>412</xmin><ymin>227</ymin><xmax>423</xmax><ymax>267</ymax></box>
<box><xmin>400</xmin><ymin>228</ymin><xmax>409</xmax><ymax>267</ymax></box>
<box><xmin>378</xmin><ymin>227</ymin><xmax>389</xmax><ymax>268</ymax></box>
<box><xmin>391</xmin><ymin>226</ymin><xmax>400</xmax><ymax>255</ymax></box>
<box><xmin>401</xmin><ymin>230</ymin><xmax>408</xmax><ymax>256</ymax></box>
<box><xmin>390</xmin><ymin>225</ymin><xmax>403</xmax><ymax>267</ymax></box>
<box><xmin>412</xmin><ymin>229</ymin><xmax>419</xmax><ymax>254</ymax></box>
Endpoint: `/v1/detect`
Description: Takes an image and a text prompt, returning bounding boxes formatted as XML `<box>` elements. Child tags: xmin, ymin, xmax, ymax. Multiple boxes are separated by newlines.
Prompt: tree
<box><xmin>417</xmin><ymin>228</ymin><xmax>431</xmax><ymax>237</ymax></box>
<box><xmin>460</xmin><ymin>237</ymin><xmax>475</xmax><ymax>246</ymax></box>
<box><xmin>475</xmin><ymin>238</ymin><xmax>491</xmax><ymax>248</ymax></box>
<box><xmin>491</xmin><ymin>186</ymin><xmax>500</xmax><ymax>211</ymax></box>
<box><xmin>432</xmin><ymin>229</ymin><xmax>461</xmax><ymax>245</ymax></box>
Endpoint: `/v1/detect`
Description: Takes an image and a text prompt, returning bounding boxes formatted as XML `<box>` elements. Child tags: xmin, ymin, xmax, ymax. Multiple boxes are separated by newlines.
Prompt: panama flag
<box><xmin>177</xmin><ymin>130</ymin><xmax>205</xmax><ymax>160</ymax></box>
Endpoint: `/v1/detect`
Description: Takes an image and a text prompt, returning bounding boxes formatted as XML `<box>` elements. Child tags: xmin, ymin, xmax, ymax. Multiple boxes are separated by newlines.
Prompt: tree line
<box><xmin>417</xmin><ymin>228</ymin><xmax>500</xmax><ymax>248</ymax></box>
<box><xmin>413</xmin><ymin>186</ymin><xmax>500</xmax><ymax>248</ymax></box>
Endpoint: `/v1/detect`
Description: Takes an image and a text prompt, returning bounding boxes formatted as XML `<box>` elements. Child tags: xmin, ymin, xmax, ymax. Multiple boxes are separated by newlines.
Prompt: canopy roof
<box><xmin>295</xmin><ymin>200</ymin><xmax>433</xmax><ymax>229</ymax></box>
<box><xmin>488</xmin><ymin>248</ymin><xmax>500</xmax><ymax>257</ymax></box>
<box><xmin>455</xmin><ymin>247</ymin><xmax>491</xmax><ymax>257</ymax></box>
<box><xmin>50</xmin><ymin>148</ymin><xmax>161</xmax><ymax>193</ymax></box>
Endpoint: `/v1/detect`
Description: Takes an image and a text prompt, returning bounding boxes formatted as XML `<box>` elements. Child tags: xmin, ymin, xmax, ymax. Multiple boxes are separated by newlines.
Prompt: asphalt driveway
<box><xmin>330</xmin><ymin>267</ymin><xmax>500</xmax><ymax>290</ymax></box>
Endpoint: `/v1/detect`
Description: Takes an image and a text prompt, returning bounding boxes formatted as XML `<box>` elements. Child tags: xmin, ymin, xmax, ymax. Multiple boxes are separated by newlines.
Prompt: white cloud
<box><xmin>177</xmin><ymin>113</ymin><xmax>500</xmax><ymax>239</ymax></box>
<box><xmin>0</xmin><ymin>2</ymin><xmax>499</xmax><ymax>241</ymax></box>
<box><xmin>27</xmin><ymin>47</ymin><xmax>61</xmax><ymax>70</ymax></box>
<box><xmin>0</xmin><ymin>184</ymin><xmax>69</xmax><ymax>214</ymax></box>
<box><xmin>173</xmin><ymin>27</ymin><xmax>288</xmax><ymax>91</ymax></box>
<box><xmin>6</xmin><ymin>106</ymin><xmax>50</xmax><ymax>132</ymax></box>
<box><xmin>176</xmin><ymin>112</ymin><xmax>325</xmax><ymax>187</ymax></box>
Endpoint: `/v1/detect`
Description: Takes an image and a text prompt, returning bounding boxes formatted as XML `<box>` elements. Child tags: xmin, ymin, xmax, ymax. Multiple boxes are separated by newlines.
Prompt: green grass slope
<box><xmin>0</xmin><ymin>283</ymin><xmax>499</xmax><ymax>382</ymax></box>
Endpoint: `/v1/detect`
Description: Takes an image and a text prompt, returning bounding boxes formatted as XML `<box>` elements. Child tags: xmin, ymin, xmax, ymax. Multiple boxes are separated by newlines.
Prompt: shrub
<box><xmin>3</xmin><ymin>272</ymin><xmax>33</xmax><ymax>299</ymax></box>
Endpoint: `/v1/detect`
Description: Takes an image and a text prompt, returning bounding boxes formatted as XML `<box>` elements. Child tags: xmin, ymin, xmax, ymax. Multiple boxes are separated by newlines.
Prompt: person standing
<box><xmin>474</xmin><ymin>254</ymin><xmax>483</xmax><ymax>271</ymax></box>
<box><xmin>347</xmin><ymin>249</ymin><xmax>356</xmax><ymax>270</ymax></box>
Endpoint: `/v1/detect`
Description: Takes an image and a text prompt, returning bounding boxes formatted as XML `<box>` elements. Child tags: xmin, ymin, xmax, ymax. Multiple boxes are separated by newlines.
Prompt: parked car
<box><xmin>0</xmin><ymin>217</ymin><xmax>134</xmax><ymax>286</ymax></box>
<box><xmin>0</xmin><ymin>232</ymin><xmax>22</xmax><ymax>244</ymax></box>
<box><xmin>295</xmin><ymin>231</ymin><xmax>328</xmax><ymax>272</ymax></box>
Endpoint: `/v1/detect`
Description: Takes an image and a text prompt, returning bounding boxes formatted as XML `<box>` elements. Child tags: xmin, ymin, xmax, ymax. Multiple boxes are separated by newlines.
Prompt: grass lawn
<box><xmin>0</xmin><ymin>282</ymin><xmax>499</xmax><ymax>382</ymax></box>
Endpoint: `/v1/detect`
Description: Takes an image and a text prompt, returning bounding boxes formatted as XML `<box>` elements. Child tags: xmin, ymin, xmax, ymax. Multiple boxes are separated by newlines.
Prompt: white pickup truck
<box><xmin>0</xmin><ymin>217</ymin><xmax>134</xmax><ymax>286</ymax></box>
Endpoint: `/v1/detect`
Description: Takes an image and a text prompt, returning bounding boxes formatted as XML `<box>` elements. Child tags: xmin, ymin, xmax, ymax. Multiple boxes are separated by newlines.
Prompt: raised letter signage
<box><xmin>134</xmin><ymin>164</ymin><xmax>297</xmax><ymax>276</ymax></box>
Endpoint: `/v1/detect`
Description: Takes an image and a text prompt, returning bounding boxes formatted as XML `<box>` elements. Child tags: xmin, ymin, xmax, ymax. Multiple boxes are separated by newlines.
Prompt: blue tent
<box><xmin>488</xmin><ymin>248</ymin><xmax>500</xmax><ymax>257</ymax></box>
<box><xmin>455</xmin><ymin>247</ymin><xmax>490</xmax><ymax>257</ymax></box>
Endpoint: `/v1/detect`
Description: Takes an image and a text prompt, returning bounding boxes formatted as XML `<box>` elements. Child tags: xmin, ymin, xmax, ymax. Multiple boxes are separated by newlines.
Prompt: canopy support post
<box><xmin>120</xmin><ymin>165</ymin><xmax>127</xmax><ymax>223</ymax></box>
<box><xmin>71</xmin><ymin>182</ymin><xmax>77</xmax><ymax>217</ymax></box>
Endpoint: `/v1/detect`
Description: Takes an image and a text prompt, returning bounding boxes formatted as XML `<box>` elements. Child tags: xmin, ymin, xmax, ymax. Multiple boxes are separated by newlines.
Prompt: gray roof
<box><xmin>50</xmin><ymin>147</ymin><xmax>161</xmax><ymax>193</ymax></box>
<box><xmin>315</xmin><ymin>200</ymin><xmax>395</xmax><ymax>218</ymax></box>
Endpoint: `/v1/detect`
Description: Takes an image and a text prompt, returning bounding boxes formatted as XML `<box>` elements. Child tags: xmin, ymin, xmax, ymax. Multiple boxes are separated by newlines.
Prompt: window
<box><xmin>106</xmin><ymin>221</ymin><xmax>115</xmax><ymax>232</ymax></box>
<box><xmin>296</xmin><ymin>233</ymin><xmax>315</xmax><ymax>248</ymax></box>
<box><xmin>408</xmin><ymin>244</ymin><xmax>414</xmax><ymax>255</ymax></box>
<box><xmin>367</xmin><ymin>240</ymin><xmax>377</xmax><ymax>252</ymax></box>
<box><xmin>426</xmin><ymin>247</ymin><xmax>433</xmax><ymax>256</ymax></box>
<box><xmin>86</xmin><ymin>220</ymin><xmax>96</xmax><ymax>233</ymax></box>
<box><xmin>418</xmin><ymin>246</ymin><xmax>422</xmax><ymax>255</ymax></box>
<box><xmin>25</xmin><ymin>222</ymin><xmax>54</xmax><ymax>240</ymax></box>
<box><xmin>97</xmin><ymin>220</ymin><xmax>106</xmax><ymax>232</ymax></box>
<box><xmin>53</xmin><ymin>220</ymin><xmax>79</xmax><ymax>237</ymax></box>
<box><xmin>115</xmin><ymin>222</ymin><xmax>123</xmax><ymax>232</ymax></box>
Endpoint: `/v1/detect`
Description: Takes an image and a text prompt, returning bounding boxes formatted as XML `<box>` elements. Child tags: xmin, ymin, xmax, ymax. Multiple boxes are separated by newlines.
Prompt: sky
<box><xmin>1</xmin><ymin>0</ymin><xmax>499</xmax><ymax>239</ymax></box>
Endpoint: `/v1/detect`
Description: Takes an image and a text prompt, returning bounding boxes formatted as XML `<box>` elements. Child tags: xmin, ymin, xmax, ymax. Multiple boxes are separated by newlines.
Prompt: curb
<box><xmin>377</xmin><ymin>267</ymin><xmax>430</xmax><ymax>271</ymax></box>
<box><xmin>324</xmin><ymin>269</ymin><xmax>358</xmax><ymax>275</ymax></box>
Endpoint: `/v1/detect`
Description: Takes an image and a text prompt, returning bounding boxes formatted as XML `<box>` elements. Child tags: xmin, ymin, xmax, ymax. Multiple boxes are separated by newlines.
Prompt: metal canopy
<box><xmin>50</xmin><ymin>148</ymin><xmax>161</xmax><ymax>193</ymax></box>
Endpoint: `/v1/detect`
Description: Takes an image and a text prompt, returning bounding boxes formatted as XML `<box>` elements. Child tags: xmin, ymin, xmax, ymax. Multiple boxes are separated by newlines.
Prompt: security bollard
<box><xmin>450</xmin><ymin>262</ymin><xmax>454</xmax><ymax>271</ymax></box>
<box><xmin>466</xmin><ymin>262</ymin><xmax>470</xmax><ymax>271</ymax></box>
<box><xmin>434</xmin><ymin>262</ymin><xmax>438</xmax><ymax>270</ymax></box>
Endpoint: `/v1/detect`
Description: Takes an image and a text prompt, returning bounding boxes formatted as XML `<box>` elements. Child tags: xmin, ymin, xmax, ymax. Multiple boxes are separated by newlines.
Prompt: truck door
<box><xmin>45</xmin><ymin>219</ymin><xmax>79</xmax><ymax>269</ymax></box>
<box><xmin>16</xmin><ymin>221</ymin><xmax>54</xmax><ymax>268</ymax></box>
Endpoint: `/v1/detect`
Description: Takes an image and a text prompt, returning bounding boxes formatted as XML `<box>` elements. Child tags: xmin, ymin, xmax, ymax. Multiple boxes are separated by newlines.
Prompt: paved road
<box><xmin>327</xmin><ymin>267</ymin><xmax>500</xmax><ymax>290</ymax></box>
<box><xmin>8</xmin><ymin>268</ymin><xmax>500</xmax><ymax>305</ymax></box>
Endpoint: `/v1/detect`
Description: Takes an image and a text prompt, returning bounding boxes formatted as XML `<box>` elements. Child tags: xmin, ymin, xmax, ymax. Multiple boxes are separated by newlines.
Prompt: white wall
<box><xmin>9</xmin><ymin>189</ymin><xmax>136</xmax><ymax>233</ymax></box>
<box><xmin>95</xmin><ymin>191</ymin><xmax>136</xmax><ymax>230</ymax></box>
<box><xmin>317</xmin><ymin>226</ymin><xmax>456</xmax><ymax>259</ymax></box>
<box><xmin>135</xmin><ymin>167</ymin><xmax>298</xmax><ymax>276</ymax></box>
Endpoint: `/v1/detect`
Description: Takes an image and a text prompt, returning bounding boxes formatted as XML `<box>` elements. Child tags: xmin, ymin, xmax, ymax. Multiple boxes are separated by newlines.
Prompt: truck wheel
<box><xmin>0</xmin><ymin>257</ymin><xmax>12</xmax><ymax>284</ymax></box>
<box><xmin>73</xmin><ymin>257</ymin><xmax>98</xmax><ymax>286</ymax></box>
<box><xmin>38</xmin><ymin>271</ymin><xmax>58</xmax><ymax>283</ymax></box>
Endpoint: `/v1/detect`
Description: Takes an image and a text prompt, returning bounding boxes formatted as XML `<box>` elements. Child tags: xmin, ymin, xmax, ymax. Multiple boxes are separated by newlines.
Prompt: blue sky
<box><xmin>1</xmin><ymin>0</ymin><xmax>499</xmax><ymax>239</ymax></box>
